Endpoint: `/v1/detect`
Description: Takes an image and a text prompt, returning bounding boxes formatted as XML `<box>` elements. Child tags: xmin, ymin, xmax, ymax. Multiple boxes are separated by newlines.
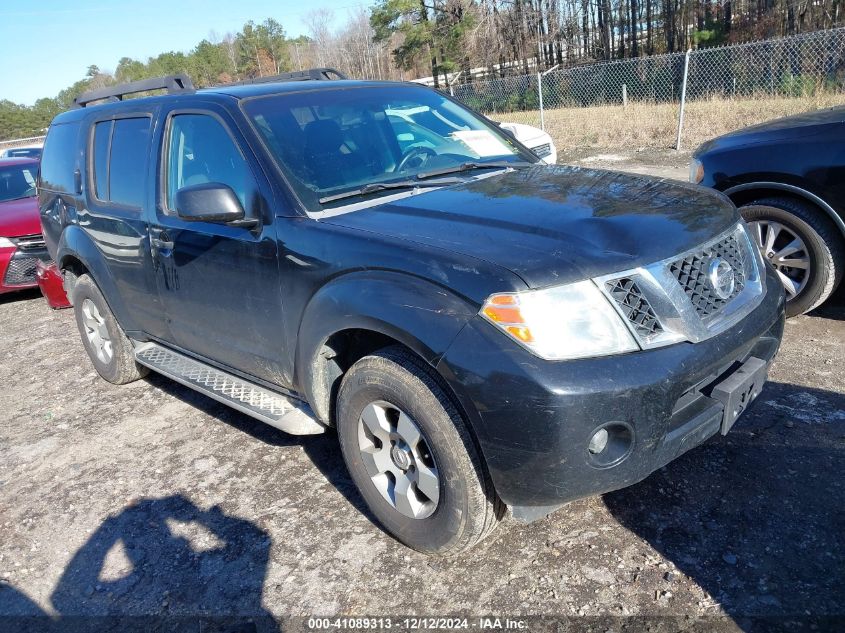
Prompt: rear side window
<box><xmin>90</xmin><ymin>117</ymin><xmax>151</xmax><ymax>208</ymax></box>
<box><xmin>92</xmin><ymin>121</ymin><xmax>111</xmax><ymax>199</ymax></box>
<box><xmin>40</xmin><ymin>123</ymin><xmax>80</xmax><ymax>193</ymax></box>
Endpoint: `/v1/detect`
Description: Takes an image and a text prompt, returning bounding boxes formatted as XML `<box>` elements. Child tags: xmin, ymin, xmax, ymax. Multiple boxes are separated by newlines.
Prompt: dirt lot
<box><xmin>560</xmin><ymin>147</ymin><xmax>693</xmax><ymax>181</ymax></box>
<box><xmin>498</xmin><ymin>93</ymin><xmax>845</xmax><ymax>151</ymax></box>
<box><xmin>1</xmin><ymin>163</ymin><xmax>844</xmax><ymax>631</ymax></box>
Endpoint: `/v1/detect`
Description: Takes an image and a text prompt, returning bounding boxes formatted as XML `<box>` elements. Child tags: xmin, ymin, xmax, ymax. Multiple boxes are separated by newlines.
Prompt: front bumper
<box><xmin>437</xmin><ymin>265</ymin><xmax>785</xmax><ymax>522</ymax></box>
<box><xmin>35</xmin><ymin>260</ymin><xmax>71</xmax><ymax>309</ymax></box>
<box><xmin>0</xmin><ymin>245</ymin><xmax>50</xmax><ymax>294</ymax></box>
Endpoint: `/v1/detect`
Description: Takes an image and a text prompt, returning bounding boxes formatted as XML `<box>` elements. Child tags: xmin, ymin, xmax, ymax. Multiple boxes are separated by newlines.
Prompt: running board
<box><xmin>134</xmin><ymin>342</ymin><xmax>326</xmax><ymax>435</ymax></box>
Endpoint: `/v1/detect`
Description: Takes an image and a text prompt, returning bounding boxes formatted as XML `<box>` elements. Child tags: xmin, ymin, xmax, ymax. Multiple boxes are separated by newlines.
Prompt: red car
<box><xmin>0</xmin><ymin>157</ymin><xmax>69</xmax><ymax>307</ymax></box>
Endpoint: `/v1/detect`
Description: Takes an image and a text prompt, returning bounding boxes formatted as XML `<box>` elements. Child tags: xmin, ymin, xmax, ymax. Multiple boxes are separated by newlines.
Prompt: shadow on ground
<box><xmin>810</xmin><ymin>287</ymin><xmax>845</xmax><ymax>321</ymax></box>
<box><xmin>0</xmin><ymin>496</ymin><xmax>279</xmax><ymax>632</ymax></box>
<box><xmin>143</xmin><ymin>371</ymin><xmax>375</xmax><ymax>524</ymax></box>
<box><xmin>604</xmin><ymin>381</ymin><xmax>845</xmax><ymax>630</ymax></box>
<box><xmin>0</xmin><ymin>287</ymin><xmax>41</xmax><ymax>306</ymax></box>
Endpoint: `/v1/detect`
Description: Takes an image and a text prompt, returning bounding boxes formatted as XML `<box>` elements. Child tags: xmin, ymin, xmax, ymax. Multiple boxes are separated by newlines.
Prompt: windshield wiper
<box><xmin>318</xmin><ymin>177</ymin><xmax>464</xmax><ymax>204</ymax></box>
<box><xmin>415</xmin><ymin>160</ymin><xmax>533</xmax><ymax>180</ymax></box>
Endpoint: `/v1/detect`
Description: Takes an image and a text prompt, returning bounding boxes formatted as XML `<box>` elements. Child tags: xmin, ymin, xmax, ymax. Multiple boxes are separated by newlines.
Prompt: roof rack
<box><xmin>73</xmin><ymin>74</ymin><xmax>194</xmax><ymax>108</ymax></box>
<box><xmin>222</xmin><ymin>67</ymin><xmax>348</xmax><ymax>86</ymax></box>
<box><xmin>72</xmin><ymin>67</ymin><xmax>346</xmax><ymax>109</ymax></box>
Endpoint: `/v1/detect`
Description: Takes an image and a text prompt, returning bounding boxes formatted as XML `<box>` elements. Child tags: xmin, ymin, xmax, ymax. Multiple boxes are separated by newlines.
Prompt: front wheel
<box><xmin>741</xmin><ymin>198</ymin><xmax>844</xmax><ymax>317</ymax></box>
<box><xmin>336</xmin><ymin>346</ymin><xmax>502</xmax><ymax>555</ymax></box>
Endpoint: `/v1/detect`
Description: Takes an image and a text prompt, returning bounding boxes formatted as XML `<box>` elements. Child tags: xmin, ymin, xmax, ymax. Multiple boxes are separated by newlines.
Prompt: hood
<box><xmin>324</xmin><ymin>166</ymin><xmax>738</xmax><ymax>288</ymax></box>
<box><xmin>0</xmin><ymin>196</ymin><xmax>41</xmax><ymax>237</ymax></box>
<box><xmin>696</xmin><ymin>106</ymin><xmax>845</xmax><ymax>154</ymax></box>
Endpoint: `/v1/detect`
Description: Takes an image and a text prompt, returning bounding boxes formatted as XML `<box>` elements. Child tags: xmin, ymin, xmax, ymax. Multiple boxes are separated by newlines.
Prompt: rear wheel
<box><xmin>72</xmin><ymin>274</ymin><xmax>148</xmax><ymax>384</ymax></box>
<box><xmin>740</xmin><ymin>198</ymin><xmax>844</xmax><ymax>316</ymax></box>
<box><xmin>336</xmin><ymin>346</ymin><xmax>502</xmax><ymax>555</ymax></box>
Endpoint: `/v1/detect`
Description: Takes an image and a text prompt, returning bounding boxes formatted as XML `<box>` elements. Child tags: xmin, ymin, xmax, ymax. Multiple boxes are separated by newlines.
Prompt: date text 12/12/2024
<box><xmin>306</xmin><ymin>617</ymin><xmax>528</xmax><ymax>630</ymax></box>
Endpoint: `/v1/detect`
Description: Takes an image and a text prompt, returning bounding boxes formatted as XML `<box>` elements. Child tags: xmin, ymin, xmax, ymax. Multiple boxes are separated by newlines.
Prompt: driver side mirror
<box><xmin>174</xmin><ymin>182</ymin><xmax>257</xmax><ymax>227</ymax></box>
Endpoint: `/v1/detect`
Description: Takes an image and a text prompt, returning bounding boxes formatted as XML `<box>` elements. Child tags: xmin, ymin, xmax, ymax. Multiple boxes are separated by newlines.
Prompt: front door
<box><xmin>149</xmin><ymin>106</ymin><xmax>289</xmax><ymax>387</ymax></box>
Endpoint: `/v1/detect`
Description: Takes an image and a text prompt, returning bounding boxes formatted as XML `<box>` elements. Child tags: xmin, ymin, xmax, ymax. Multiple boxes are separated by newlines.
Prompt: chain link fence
<box><xmin>448</xmin><ymin>27</ymin><xmax>845</xmax><ymax>151</ymax></box>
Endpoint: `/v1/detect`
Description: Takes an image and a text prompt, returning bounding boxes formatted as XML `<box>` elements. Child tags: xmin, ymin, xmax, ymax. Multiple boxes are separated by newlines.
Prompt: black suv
<box><xmin>39</xmin><ymin>71</ymin><xmax>785</xmax><ymax>554</ymax></box>
<box><xmin>692</xmin><ymin>106</ymin><xmax>845</xmax><ymax>316</ymax></box>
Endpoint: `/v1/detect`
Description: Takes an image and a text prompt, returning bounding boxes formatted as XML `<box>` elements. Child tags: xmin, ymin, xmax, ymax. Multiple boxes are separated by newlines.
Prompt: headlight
<box><xmin>0</xmin><ymin>237</ymin><xmax>15</xmax><ymax>248</ymax></box>
<box><xmin>480</xmin><ymin>280</ymin><xmax>638</xmax><ymax>360</ymax></box>
<box><xmin>689</xmin><ymin>158</ymin><xmax>704</xmax><ymax>184</ymax></box>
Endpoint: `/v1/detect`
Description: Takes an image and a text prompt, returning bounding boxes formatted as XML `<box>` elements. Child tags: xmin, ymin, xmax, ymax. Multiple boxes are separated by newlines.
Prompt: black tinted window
<box><xmin>40</xmin><ymin>123</ymin><xmax>80</xmax><ymax>192</ymax></box>
<box><xmin>92</xmin><ymin>120</ymin><xmax>111</xmax><ymax>200</ymax></box>
<box><xmin>166</xmin><ymin>114</ymin><xmax>253</xmax><ymax>212</ymax></box>
<box><xmin>108</xmin><ymin>118</ymin><xmax>150</xmax><ymax>208</ymax></box>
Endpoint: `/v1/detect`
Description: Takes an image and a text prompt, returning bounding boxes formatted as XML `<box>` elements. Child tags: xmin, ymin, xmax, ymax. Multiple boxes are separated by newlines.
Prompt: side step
<box><xmin>134</xmin><ymin>342</ymin><xmax>326</xmax><ymax>435</ymax></box>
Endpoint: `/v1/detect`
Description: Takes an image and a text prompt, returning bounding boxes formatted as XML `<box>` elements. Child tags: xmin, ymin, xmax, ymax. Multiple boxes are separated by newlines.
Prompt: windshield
<box><xmin>243</xmin><ymin>84</ymin><xmax>535</xmax><ymax>210</ymax></box>
<box><xmin>0</xmin><ymin>164</ymin><xmax>37</xmax><ymax>203</ymax></box>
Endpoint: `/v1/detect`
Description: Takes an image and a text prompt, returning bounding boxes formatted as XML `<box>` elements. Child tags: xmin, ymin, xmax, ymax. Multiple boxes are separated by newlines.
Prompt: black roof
<box><xmin>199</xmin><ymin>79</ymin><xmax>404</xmax><ymax>100</ymax></box>
<box><xmin>53</xmin><ymin>76</ymin><xmax>418</xmax><ymax>126</ymax></box>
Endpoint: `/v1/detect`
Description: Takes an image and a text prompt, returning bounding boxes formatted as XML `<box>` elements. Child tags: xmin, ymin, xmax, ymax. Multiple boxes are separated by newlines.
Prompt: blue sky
<box><xmin>0</xmin><ymin>0</ymin><xmax>366</xmax><ymax>105</ymax></box>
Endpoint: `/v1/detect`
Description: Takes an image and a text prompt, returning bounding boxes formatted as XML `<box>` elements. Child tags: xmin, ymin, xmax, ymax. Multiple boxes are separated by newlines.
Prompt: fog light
<box><xmin>586</xmin><ymin>422</ymin><xmax>634</xmax><ymax>468</ymax></box>
<box><xmin>588</xmin><ymin>428</ymin><xmax>609</xmax><ymax>454</ymax></box>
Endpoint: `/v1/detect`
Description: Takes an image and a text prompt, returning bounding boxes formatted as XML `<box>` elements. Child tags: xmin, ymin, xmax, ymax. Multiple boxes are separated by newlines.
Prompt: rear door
<box><xmin>149</xmin><ymin>104</ymin><xmax>290</xmax><ymax>386</ymax></box>
<box><xmin>83</xmin><ymin>112</ymin><xmax>170</xmax><ymax>339</ymax></box>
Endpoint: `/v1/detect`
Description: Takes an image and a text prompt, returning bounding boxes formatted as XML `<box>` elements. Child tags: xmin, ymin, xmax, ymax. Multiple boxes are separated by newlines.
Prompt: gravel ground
<box><xmin>1</xmin><ymin>170</ymin><xmax>844</xmax><ymax>630</ymax></box>
<box><xmin>559</xmin><ymin>147</ymin><xmax>693</xmax><ymax>181</ymax></box>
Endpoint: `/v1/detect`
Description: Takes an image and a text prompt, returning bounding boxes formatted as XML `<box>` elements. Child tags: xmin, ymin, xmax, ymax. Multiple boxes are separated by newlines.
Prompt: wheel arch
<box><xmin>294</xmin><ymin>271</ymin><xmax>480</xmax><ymax>425</ymax></box>
<box><xmin>724</xmin><ymin>182</ymin><xmax>845</xmax><ymax>238</ymax></box>
<box><xmin>56</xmin><ymin>225</ymin><xmax>139</xmax><ymax>331</ymax></box>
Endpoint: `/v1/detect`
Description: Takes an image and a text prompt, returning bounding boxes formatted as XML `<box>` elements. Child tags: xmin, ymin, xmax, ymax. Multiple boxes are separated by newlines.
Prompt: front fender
<box><xmin>57</xmin><ymin>225</ymin><xmax>139</xmax><ymax>333</ymax></box>
<box><xmin>295</xmin><ymin>270</ymin><xmax>479</xmax><ymax>422</ymax></box>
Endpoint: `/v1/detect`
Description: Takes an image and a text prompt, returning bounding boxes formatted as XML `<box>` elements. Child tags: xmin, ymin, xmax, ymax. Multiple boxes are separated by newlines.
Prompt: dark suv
<box><xmin>692</xmin><ymin>106</ymin><xmax>845</xmax><ymax>316</ymax></box>
<box><xmin>39</xmin><ymin>71</ymin><xmax>785</xmax><ymax>554</ymax></box>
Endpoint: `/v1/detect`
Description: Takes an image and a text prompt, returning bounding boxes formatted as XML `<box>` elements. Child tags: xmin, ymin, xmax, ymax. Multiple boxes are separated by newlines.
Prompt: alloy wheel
<box><xmin>748</xmin><ymin>220</ymin><xmax>811</xmax><ymax>298</ymax></box>
<box><xmin>357</xmin><ymin>400</ymin><xmax>440</xmax><ymax>519</ymax></box>
<box><xmin>81</xmin><ymin>298</ymin><xmax>113</xmax><ymax>365</ymax></box>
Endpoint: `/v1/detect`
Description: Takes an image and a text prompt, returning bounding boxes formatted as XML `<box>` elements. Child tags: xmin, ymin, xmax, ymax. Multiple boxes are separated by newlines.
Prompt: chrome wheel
<box><xmin>357</xmin><ymin>400</ymin><xmax>440</xmax><ymax>519</ymax></box>
<box><xmin>81</xmin><ymin>298</ymin><xmax>113</xmax><ymax>365</ymax></box>
<box><xmin>749</xmin><ymin>220</ymin><xmax>811</xmax><ymax>298</ymax></box>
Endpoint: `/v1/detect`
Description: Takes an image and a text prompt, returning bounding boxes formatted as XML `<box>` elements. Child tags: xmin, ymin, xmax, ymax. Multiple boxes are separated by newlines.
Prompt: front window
<box><xmin>0</xmin><ymin>164</ymin><xmax>37</xmax><ymax>203</ymax></box>
<box><xmin>243</xmin><ymin>85</ymin><xmax>534</xmax><ymax>210</ymax></box>
<box><xmin>165</xmin><ymin>113</ymin><xmax>255</xmax><ymax>213</ymax></box>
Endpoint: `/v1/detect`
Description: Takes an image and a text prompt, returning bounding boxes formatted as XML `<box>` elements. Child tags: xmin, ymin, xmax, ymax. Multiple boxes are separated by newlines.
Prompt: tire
<box><xmin>740</xmin><ymin>198</ymin><xmax>844</xmax><ymax>317</ymax></box>
<box><xmin>72</xmin><ymin>274</ymin><xmax>149</xmax><ymax>385</ymax></box>
<box><xmin>336</xmin><ymin>346</ymin><xmax>502</xmax><ymax>555</ymax></box>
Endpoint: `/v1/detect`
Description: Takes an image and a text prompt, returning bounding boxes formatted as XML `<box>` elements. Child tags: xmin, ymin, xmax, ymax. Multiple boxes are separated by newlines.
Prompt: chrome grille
<box><xmin>597</xmin><ymin>224</ymin><xmax>764</xmax><ymax>350</ymax></box>
<box><xmin>668</xmin><ymin>231</ymin><xmax>751</xmax><ymax>319</ymax></box>
<box><xmin>4</xmin><ymin>256</ymin><xmax>39</xmax><ymax>286</ymax></box>
<box><xmin>606</xmin><ymin>277</ymin><xmax>663</xmax><ymax>339</ymax></box>
<box><xmin>532</xmin><ymin>143</ymin><xmax>552</xmax><ymax>157</ymax></box>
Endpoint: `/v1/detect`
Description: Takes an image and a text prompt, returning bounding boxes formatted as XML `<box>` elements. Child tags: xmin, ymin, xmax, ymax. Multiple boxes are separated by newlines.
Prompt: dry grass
<box><xmin>494</xmin><ymin>93</ymin><xmax>845</xmax><ymax>151</ymax></box>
